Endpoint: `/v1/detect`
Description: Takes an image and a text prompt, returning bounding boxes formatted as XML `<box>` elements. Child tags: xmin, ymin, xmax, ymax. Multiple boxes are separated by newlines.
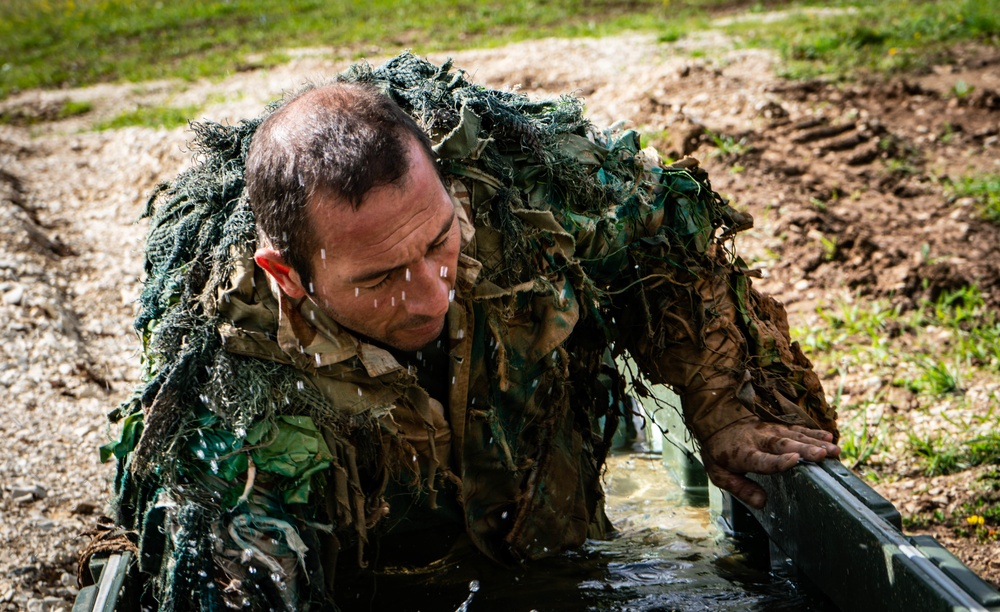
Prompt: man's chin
<box><xmin>388</xmin><ymin>318</ymin><xmax>445</xmax><ymax>351</ymax></box>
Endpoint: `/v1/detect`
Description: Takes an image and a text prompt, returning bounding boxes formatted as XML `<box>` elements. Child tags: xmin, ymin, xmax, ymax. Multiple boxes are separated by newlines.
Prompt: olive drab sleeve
<box><xmin>623</xmin><ymin>271</ymin><xmax>758</xmax><ymax>444</ymax></box>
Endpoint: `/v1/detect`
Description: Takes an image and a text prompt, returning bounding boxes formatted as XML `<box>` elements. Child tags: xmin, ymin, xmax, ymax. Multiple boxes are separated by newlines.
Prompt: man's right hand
<box><xmin>699</xmin><ymin>418</ymin><xmax>841</xmax><ymax>509</ymax></box>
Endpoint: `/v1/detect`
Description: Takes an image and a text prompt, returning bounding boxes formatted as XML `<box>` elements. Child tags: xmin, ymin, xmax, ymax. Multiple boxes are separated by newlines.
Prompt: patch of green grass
<box><xmin>0</xmin><ymin>0</ymin><xmax>727</xmax><ymax>100</ymax></box>
<box><xmin>837</xmin><ymin>396</ymin><xmax>889</xmax><ymax>469</ymax></box>
<box><xmin>706</xmin><ymin>130</ymin><xmax>753</xmax><ymax>158</ymax></box>
<box><xmin>966</xmin><ymin>435</ymin><xmax>1000</xmax><ymax>468</ymax></box>
<box><xmin>57</xmin><ymin>99</ymin><xmax>94</xmax><ymax>119</ymax></box>
<box><xmin>897</xmin><ymin>357</ymin><xmax>961</xmax><ymax>395</ymax></box>
<box><xmin>947</xmin><ymin>174</ymin><xmax>1000</xmax><ymax>226</ymax></box>
<box><xmin>795</xmin><ymin>286</ymin><xmax>1000</xmax><ymax>475</ymax></box>
<box><xmin>639</xmin><ymin>127</ymin><xmax>672</xmax><ymax>151</ymax></box>
<box><xmin>0</xmin><ymin>97</ymin><xmax>94</xmax><ymax>125</ymax></box>
<box><xmin>3</xmin><ymin>1</ymin><xmax>995</xmax><ymax>99</ymax></box>
<box><xmin>94</xmin><ymin>104</ymin><xmax>201</xmax><ymax>131</ymax></box>
<box><xmin>722</xmin><ymin>0</ymin><xmax>1000</xmax><ymax>81</ymax></box>
<box><xmin>914</xmin><ymin>285</ymin><xmax>1000</xmax><ymax>369</ymax></box>
<box><xmin>909</xmin><ymin>433</ymin><xmax>964</xmax><ymax>476</ymax></box>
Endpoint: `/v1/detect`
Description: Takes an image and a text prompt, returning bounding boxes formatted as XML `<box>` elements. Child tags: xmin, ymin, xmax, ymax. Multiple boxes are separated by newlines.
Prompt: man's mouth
<box><xmin>400</xmin><ymin>316</ymin><xmax>444</xmax><ymax>339</ymax></box>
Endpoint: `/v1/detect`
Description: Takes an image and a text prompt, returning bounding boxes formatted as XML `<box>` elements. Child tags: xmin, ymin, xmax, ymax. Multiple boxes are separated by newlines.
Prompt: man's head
<box><xmin>248</xmin><ymin>83</ymin><xmax>461</xmax><ymax>351</ymax></box>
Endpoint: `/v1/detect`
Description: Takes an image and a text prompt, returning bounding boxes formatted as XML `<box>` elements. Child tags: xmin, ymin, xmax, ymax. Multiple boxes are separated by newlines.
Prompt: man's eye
<box><xmin>369</xmin><ymin>276</ymin><xmax>391</xmax><ymax>290</ymax></box>
<box><xmin>429</xmin><ymin>237</ymin><xmax>449</xmax><ymax>251</ymax></box>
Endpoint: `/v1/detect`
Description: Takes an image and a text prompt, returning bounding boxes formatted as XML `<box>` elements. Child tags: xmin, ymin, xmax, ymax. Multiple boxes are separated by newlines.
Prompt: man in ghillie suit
<box><xmin>97</xmin><ymin>53</ymin><xmax>839</xmax><ymax>610</ymax></box>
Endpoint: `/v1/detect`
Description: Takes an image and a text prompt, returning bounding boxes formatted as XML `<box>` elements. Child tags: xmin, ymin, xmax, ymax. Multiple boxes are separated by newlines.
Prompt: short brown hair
<box><xmin>246</xmin><ymin>82</ymin><xmax>435</xmax><ymax>289</ymax></box>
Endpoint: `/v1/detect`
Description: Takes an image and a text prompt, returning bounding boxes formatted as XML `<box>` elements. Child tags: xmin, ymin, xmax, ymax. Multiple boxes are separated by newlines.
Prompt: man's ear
<box><xmin>254</xmin><ymin>248</ymin><xmax>308</xmax><ymax>299</ymax></box>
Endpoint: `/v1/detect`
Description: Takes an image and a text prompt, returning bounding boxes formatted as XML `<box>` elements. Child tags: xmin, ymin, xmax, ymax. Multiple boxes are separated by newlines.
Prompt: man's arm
<box><xmin>625</xmin><ymin>272</ymin><xmax>840</xmax><ymax>509</ymax></box>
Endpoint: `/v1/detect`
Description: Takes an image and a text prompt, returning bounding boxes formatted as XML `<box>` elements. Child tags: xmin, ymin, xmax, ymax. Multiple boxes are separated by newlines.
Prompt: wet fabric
<box><xmin>100</xmin><ymin>53</ymin><xmax>837</xmax><ymax>611</ymax></box>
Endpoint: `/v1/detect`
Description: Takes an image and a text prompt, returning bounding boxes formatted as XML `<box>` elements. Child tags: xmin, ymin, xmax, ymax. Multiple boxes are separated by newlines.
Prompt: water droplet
<box><xmin>391</xmin><ymin>297</ymin><xmax>395</xmax><ymax>307</ymax></box>
<box><xmin>270</xmin><ymin>572</ymin><xmax>282</xmax><ymax>584</ymax></box>
<box><xmin>296</xmin><ymin>381</ymin><xmax>305</xmax><ymax>391</ymax></box>
<box><xmin>439</xmin><ymin>266</ymin><xmax>449</xmax><ymax>278</ymax></box>
<box><xmin>195</xmin><ymin>449</ymin><xmax>206</xmax><ymax>460</ymax></box>
<box><xmin>405</xmin><ymin>268</ymin><xmax>412</xmax><ymax>282</ymax></box>
<box><xmin>309</xmin><ymin>310</ymin><xmax>315</xmax><ymax>321</ymax></box>
<box><xmin>469</xmin><ymin>580</ymin><xmax>480</xmax><ymax>593</ymax></box>
<box><xmin>412</xmin><ymin>455</ymin><xmax>418</xmax><ymax>462</ymax></box>
<box><xmin>198</xmin><ymin>570</ymin><xmax>207</xmax><ymax>578</ymax></box>
<box><xmin>236</xmin><ymin>427</ymin><xmax>246</xmax><ymax>438</ymax></box>
<box><xmin>224</xmin><ymin>293</ymin><xmax>231</xmax><ymax>303</ymax></box>
<box><xmin>448</xmin><ymin>289</ymin><xmax>456</xmax><ymax>302</ymax></box>
<box><xmin>451</xmin><ymin>376</ymin><xmax>456</xmax><ymax>385</ymax></box>
<box><xmin>241</xmin><ymin>549</ymin><xmax>253</xmax><ymax>563</ymax></box>
<box><xmin>355</xmin><ymin>287</ymin><xmax>359</xmax><ymax>297</ymax></box>
<box><xmin>309</xmin><ymin>282</ymin><xmax>315</xmax><ymax>293</ymax></box>
<box><xmin>247</xmin><ymin>566</ymin><xmax>257</xmax><ymax>574</ymax></box>
<box><xmin>314</xmin><ymin>353</ymin><xmax>321</xmax><ymax>366</ymax></box>
<box><xmin>320</xmin><ymin>248</ymin><xmax>326</xmax><ymax>260</ymax></box>
<box><xmin>401</xmin><ymin>291</ymin><xmax>406</xmax><ymax>301</ymax></box>
<box><xmin>373</xmin><ymin>299</ymin><xmax>378</xmax><ymax>308</ymax></box>
<box><xmin>501</xmin><ymin>511</ymin><xmax>508</xmax><ymax>519</ymax></box>
<box><xmin>357</xmin><ymin>387</ymin><xmax>363</xmax><ymax>397</ymax></box>
<box><xmin>456</xmin><ymin>329</ymin><xmax>464</xmax><ymax>339</ymax></box>
<box><xmin>209</xmin><ymin>460</ymin><xmax>219</xmax><ymax>473</ymax></box>
<box><xmin>416</xmin><ymin>351</ymin><xmax>422</xmax><ymax>360</ymax></box>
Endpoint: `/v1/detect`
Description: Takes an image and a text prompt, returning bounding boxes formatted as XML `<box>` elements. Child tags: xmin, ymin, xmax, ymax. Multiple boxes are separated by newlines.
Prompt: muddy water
<box><xmin>337</xmin><ymin>450</ymin><xmax>837</xmax><ymax>611</ymax></box>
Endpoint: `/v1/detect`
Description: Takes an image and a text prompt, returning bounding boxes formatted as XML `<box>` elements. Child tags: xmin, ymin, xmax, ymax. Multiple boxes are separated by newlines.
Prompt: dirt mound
<box><xmin>620</xmin><ymin>53</ymin><xmax>1000</xmax><ymax>316</ymax></box>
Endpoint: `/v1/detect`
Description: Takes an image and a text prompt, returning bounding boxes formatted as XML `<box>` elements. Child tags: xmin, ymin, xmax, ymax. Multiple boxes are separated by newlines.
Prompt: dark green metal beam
<box><xmin>728</xmin><ymin>460</ymin><xmax>999</xmax><ymax>612</ymax></box>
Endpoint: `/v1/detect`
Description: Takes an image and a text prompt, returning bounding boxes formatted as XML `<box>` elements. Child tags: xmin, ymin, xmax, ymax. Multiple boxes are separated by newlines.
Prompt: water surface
<box><xmin>337</xmin><ymin>450</ymin><xmax>837</xmax><ymax>611</ymax></box>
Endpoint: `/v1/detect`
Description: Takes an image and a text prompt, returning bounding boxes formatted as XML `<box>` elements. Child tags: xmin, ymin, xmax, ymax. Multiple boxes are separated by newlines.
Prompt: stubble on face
<box><xmin>300</xmin><ymin>140</ymin><xmax>461</xmax><ymax>352</ymax></box>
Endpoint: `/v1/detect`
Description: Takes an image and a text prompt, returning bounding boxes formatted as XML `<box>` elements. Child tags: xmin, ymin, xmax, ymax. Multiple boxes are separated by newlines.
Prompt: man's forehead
<box><xmin>307</xmin><ymin>177</ymin><xmax>452</xmax><ymax>258</ymax></box>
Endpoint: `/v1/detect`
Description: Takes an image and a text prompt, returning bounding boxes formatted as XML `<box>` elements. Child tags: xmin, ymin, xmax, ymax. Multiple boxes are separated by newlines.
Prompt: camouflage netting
<box><xmin>101</xmin><ymin>52</ymin><xmax>837</xmax><ymax>610</ymax></box>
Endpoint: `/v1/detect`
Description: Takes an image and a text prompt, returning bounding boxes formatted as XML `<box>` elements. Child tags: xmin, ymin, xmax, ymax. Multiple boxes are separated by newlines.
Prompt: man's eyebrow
<box><xmin>348</xmin><ymin>211</ymin><xmax>456</xmax><ymax>285</ymax></box>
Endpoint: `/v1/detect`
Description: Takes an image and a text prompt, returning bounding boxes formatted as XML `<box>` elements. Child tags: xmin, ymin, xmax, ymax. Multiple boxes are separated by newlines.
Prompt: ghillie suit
<box><xmin>98</xmin><ymin>52</ymin><xmax>836</xmax><ymax>610</ymax></box>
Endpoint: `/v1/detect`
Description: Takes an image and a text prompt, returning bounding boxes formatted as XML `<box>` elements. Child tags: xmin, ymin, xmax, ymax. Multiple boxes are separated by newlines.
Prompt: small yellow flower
<box><xmin>913</xmin><ymin>32</ymin><xmax>921</xmax><ymax>40</ymax></box>
<box><xmin>888</xmin><ymin>48</ymin><xmax>899</xmax><ymax>56</ymax></box>
<box><xmin>967</xmin><ymin>515</ymin><xmax>985</xmax><ymax>526</ymax></box>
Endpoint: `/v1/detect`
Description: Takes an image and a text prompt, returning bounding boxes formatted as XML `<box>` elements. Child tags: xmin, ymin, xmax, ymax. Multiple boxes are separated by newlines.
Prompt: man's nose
<box><xmin>403</xmin><ymin>259</ymin><xmax>451</xmax><ymax>318</ymax></box>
